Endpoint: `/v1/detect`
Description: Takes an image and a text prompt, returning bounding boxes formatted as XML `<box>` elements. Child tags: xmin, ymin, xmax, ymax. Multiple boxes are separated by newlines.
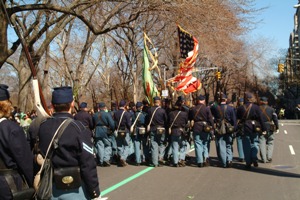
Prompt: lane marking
<box><xmin>284</xmin><ymin>130</ymin><xmax>288</xmax><ymax>134</ymax></box>
<box><xmin>289</xmin><ymin>145</ymin><xmax>295</xmax><ymax>155</ymax></box>
<box><xmin>101</xmin><ymin>145</ymin><xmax>196</xmax><ymax>196</ymax></box>
<box><xmin>101</xmin><ymin>167</ymin><xmax>154</xmax><ymax>196</ymax></box>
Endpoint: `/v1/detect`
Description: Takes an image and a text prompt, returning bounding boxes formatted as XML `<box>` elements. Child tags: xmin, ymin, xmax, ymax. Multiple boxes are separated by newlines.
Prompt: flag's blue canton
<box><xmin>178</xmin><ymin>28</ymin><xmax>194</xmax><ymax>58</ymax></box>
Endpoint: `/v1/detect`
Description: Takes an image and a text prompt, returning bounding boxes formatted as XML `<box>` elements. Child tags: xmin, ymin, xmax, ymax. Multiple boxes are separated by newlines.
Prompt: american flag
<box><xmin>168</xmin><ymin>25</ymin><xmax>200</xmax><ymax>94</ymax></box>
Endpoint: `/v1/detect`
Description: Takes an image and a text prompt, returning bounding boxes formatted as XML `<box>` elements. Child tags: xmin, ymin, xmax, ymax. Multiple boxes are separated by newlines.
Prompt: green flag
<box><xmin>143</xmin><ymin>46</ymin><xmax>159</xmax><ymax>105</ymax></box>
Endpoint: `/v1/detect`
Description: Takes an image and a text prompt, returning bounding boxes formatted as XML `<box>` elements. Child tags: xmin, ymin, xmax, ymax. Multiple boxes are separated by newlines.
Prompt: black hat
<box><xmin>153</xmin><ymin>96</ymin><xmax>161</xmax><ymax>101</ymax></box>
<box><xmin>98</xmin><ymin>102</ymin><xmax>106</xmax><ymax>108</ymax></box>
<box><xmin>197</xmin><ymin>95</ymin><xmax>205</xmax><ymax>101</ymax></box>
<box><xmin>260</xmin><ymin>97</ymin><xmax>268</xmax><ymax>102</ymax></box>
<box><xmin>80</xmin><ymin>102</ymin><xmax>87</xmax><ymax>108</ymax></box>
<box><xmin>52</xmin><ymin>86</ymin><xmax>73</xmax><ymax>104</ymax></box>
<box><xmin>136</xmin><ymin>102</ymin><xmax>143</xmax><ymax>108</ymax></box>
<box><xmin>119</xmin><ymin>100</ymin><xmax>126</xmax><ymax>107</ymax></box>
<box><xmin>0</xmin><ymin>84</ymin><xmax>10</xmax><ymax>101</ymax></box>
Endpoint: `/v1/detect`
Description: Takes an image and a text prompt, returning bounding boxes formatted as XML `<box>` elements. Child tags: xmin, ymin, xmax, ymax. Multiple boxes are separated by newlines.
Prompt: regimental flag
<box><xmin>142</xmin><ymin>37</ymin><xmax>159</xmax><ymax>105</ymax></box>
<box><xmin>168</xmin><ymin>25</ymin><xmax>201</xmax><ymax>94</ymax></box>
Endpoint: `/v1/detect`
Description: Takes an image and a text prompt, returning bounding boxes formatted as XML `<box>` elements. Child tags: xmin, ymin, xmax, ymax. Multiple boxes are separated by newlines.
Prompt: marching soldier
<box><xmin>114</xmin><ymin>100</ymin><xmax>132</xmax><ymax>167</ymax></box>
<box><xmin>189</xmin><ymin>95</ymin><xmax>214</xmax><ymax>167</ymax></box>
<box><xmin>74</xmin><ymin>102</ymin><xmax>94</xmax><ymax>132</ymax></box>
<box><xmin>38</xmin><ymin>86</ymin><xmax>103</xmax><ymax>199</ymax></box>
<box><xmin>168</xmin><ymin>101</ymin><xmax>189</xmax><ymax>167</ymax></box>
<box><xmin>146</xmin><ymin>96</ymin><xmax>168</xmax><ymax>167</ymax></box>
<box><xmin>237</xmin><ymin>92</ymin><xmax>266</xmax><ymax>169</ymax></box>
<box><xmin>236</xmin><ymin>97</ymin><xmax>245</xmax><ymax>162</ymax></box>
<box><xmin>93</xmin><ymin>102</ymin><xmax>115</xmax><ymax>167</ymax></box>
<box><xmin>258</xmin><ymin>97</ymin><xmax>279</xmax><ymax>163</ymax></box>
<box><xmin>131</xmin><ymin>102</ymin><xmax>149</xmax><ymax>166</ymax></box>
<box><xmin>214</xmin><ymin>94</ymin><xmax>237</xmax><ymax>168</ymax></box>
<box><xmin>0</xmin><ymin>84</ymin><xmax>34</xmax><ymax>200</ymax></box>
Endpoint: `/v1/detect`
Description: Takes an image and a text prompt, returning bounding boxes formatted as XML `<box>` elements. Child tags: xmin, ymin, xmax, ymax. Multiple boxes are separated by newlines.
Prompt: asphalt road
<box><xmin>97</xmin><ymin>120</ymin><xmax>300</xmax><ymax>200</ymax></box>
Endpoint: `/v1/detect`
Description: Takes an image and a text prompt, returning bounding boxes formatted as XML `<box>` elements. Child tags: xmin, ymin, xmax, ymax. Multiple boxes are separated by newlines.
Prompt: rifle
<box><xmin>9</xmin><ymin>14</ymin><xmax>50</xmax><ymax>119</ymax></box>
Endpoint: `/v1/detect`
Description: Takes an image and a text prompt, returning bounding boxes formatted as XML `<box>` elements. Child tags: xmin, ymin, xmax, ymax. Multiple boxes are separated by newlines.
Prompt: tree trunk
<box><xmin>18</xmin><ymin>51</ymin><xmax>33</xmax><ymax>112</ymax></box>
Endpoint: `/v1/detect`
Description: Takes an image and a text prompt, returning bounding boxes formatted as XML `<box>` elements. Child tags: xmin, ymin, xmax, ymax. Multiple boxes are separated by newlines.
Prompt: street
<box><xmin>97</xmin><ymin>120</ymin><xmax>300</xmax><ymax>200</ymax></box>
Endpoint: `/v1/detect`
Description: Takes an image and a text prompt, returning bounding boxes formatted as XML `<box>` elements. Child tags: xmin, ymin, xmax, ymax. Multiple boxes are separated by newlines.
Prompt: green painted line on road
<box><xmin>101</xmin><ymin>145</ymin><xmax>195</xmax><ymax>196</ymax></box>
<box><xmin>101</xmin><ymin>167</ymin><xmax>154</xmax><ymax>196</ymax></box>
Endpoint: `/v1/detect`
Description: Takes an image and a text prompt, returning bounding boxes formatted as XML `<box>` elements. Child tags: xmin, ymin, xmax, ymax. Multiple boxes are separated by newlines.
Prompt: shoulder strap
<box><xmin>170</xmin><ymin>111</ymin><xmax>181</xmax><ymax>129</ymax></box>
<box><xmin>44</xmin><ymin>118</ymin><xmax>73</xmax><ymax>159</ymax></box>
<box><xmin>217</xmin><ymin>105</ymin><xmax>227</xmax><ymax>120</ymax></box>
<box><xmin>194</xmin><ymin>105</ymin><xmax>203</xmax><ymax>120</ymax></box>
<box><xmin>97</xmin><ymin>111</ymin><xmax>108</xmax><ymax>126</ymax></box>
<box><xmin>149</xmin><ymin>107</ymin><xmax>160</xmax><ymax>126</ymax></box>
<box><xmin>116</xmin><ymin>111</ymin><xmax>125</xmax><ymax>132</ymax></box>
<box><xmin>244</xmin><ymin>104</ymin><xmax>253</xmax><ymax>120</ymax></box>
<box><xmin>131</xmin><ymin>112</ymin><xmax>142</xmax><ymax>128</ymax></box>
<box><xmin>260</xmin><ymin>106</ymin><xmax>271</xmax><ymax>122</ymax></box>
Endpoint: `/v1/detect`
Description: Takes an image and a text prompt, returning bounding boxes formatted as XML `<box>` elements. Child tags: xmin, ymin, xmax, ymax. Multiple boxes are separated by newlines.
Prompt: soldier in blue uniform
<box><xmin>74</xmin><ymin>102</ymin><xmax>94</xmax><ymax>132</ymax></box>
<box><xmin>214</xmin><ymin>94</ymin><xmax>237</xmax><ymax>168</ymax></box>
<box><xmin>236</xmin><ymin>98</ymin><xmax>245</xmax><ymax>162</ymax></box>
<box><xmin>146</xmin><ymin>96</ymin><xmax>168</xmax><ymax>167</ymax></box>
<box><xmin>237</xmin><ymin>92</ymin><xmax>266</xmax><ymax>169</ymax></box>
<box><xmin>0</xmin><ymin>84</ymin><xmax>34</xmax><ymax>200</ymax></box>
<box><xmin>93</xmin><ymin>102</ymin><xmax>115</xmax><ymax>167</ymax></box>
<box><xmin>258</xmin><ymin>97</ymin><xmax>279</xmax><ymax>163</ymax></box>
<box><xmin>189</xmin><ymin>95</ymin><xmax>214</xmax><ymax>167</ymax></box>
<box><xmin>168</xmin><ymin>101</ymin><xmax>189</xmax><ymax>167</ymax></box>
<box><xmin>38</xmin><ymin>87</ymin><xmax>102</xmax><ymax>199</ymax></box>
<box><xmin>114</xmin><ymin>100</ymin><xmax>132</xmax><ymax>167</ymax></box>
<box><xmin>131</xmin><ymin>102</ymin><xmax>148</xmax><ymax>166</ymax></box>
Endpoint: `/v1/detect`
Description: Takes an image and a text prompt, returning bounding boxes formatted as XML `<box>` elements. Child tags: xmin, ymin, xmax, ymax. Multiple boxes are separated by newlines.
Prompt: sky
<box><xmin>250</xmin><ymin>0</ymin><xmax>297</xmax><ymax>51</ymax></box>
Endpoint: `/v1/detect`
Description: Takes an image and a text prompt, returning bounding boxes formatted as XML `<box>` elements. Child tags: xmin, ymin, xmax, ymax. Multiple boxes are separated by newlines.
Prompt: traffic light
<box><xmin>277</xmin><ymin>63</ymin><xmax>284</xmax><ymax>73</ymax></box>
<box><xmin>216</xmin><ymin>71</ymin><xmax>221</xmax><ymax>80</ymax></box>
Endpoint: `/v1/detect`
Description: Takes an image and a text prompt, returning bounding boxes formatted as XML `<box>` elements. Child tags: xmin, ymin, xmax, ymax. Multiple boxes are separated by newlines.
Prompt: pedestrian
<box><xmin>189</xmin><ymin>95</ymin><xmax>214</xmax><ymax>167</ymax></box>
<box><xmin>214</xmin><ymin>94</ymin><xmax>237</xmax><ymax>168</ymax></box>
<box><xmin>237</xmin><ymin>92</ymin><xmax>266</xmax><ymax>169</ymax></box>
<box><xmin>114</xmin><ymin>100</ymin><xmax>132</xmax><ymax>167</ymax></box>
<box><xmin>168</xmin><ymin>100</ymin><xmax>188</xmax><ymax>167</ymax></box>
<box><xmin>37</xmin><ymin>86</ymin><xmax>103</xmax><ymax>199</ymax></box>
<box><xmin>258</xmin><ymin>97</ymin><xmax>279</xmax><ymax>163</ymax></box>
<box><xmin>146</xmin><ymin>96</ymin><xmax>168</xmax><ymax>167</ymax></box>
<box><xmin>131</xmin><ymin>102</ymin><xmax>149</xmax><ymax>166</ymax></box>
<box><xmin>93</xmin><ymin>102</ymin><xmax>115</xmax><ymax>167</ymax></box>
<box><xmin>0</xmin><ymin>84</ymin><xmax>34</xmax><ymax>200</ymax></box>
<box><xmin>74</xmin><ymin>102</ymin><xmax>94</xmax><ymax>132</ymax></box>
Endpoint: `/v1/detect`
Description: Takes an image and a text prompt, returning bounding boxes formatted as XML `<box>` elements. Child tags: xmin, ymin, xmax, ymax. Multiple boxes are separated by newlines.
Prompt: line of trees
<box><xmin>0</xmin><ymin>0</ymin><xmax>280</xmax><ymax>112</ymax></box>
